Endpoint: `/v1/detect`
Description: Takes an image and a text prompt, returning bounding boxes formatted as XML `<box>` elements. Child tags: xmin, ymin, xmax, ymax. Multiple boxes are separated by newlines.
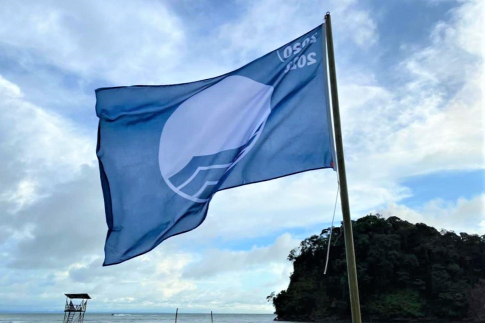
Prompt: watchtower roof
<box><xmin>65</xmin><ymin>294</ymin><xmax>91</xmax><ymax>299</ymax></box>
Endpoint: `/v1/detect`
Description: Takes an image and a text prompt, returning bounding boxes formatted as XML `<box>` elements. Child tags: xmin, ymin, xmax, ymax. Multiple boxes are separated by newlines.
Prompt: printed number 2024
<box><xmin>284</xmin><ymin>52</ymin><xmax>317</xmax><ymax>73</ymax></box>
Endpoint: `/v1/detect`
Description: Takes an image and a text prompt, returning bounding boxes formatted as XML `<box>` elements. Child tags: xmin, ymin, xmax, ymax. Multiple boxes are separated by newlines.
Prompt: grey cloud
<box><xmin>8</xmin><ymin>165</ymin><xmax>106</xmax><ymax>269</ymax></box>
<box><xmin>0</xmin><ymin>0</ymin><xmax>186</xmax><ymax>85</ymax></box>
<box><xmin>0</xmin><ymin>75</ymin><xmax>93</xmax><ymax>247</ymax></box>
<box><xmin>182</xmin><ymin>233</ymin><xmax>298</xmax><ymax>279</ymax></box>
<box><xmin>380</xmin><ymin>195</ymin><xmax>485</xmax><ymax>235</ymax></box>
<box><xmin>216</xmin><ymin>0</ymin><xmax>378</xmax><ymax>67</ymax></box>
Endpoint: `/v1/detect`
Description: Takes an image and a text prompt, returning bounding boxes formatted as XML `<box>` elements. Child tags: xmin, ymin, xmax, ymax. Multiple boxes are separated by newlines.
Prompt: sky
<box><xmin>0</xmin><ymin>0</ymin><xmax>483</xmax><ymax>314</ymax></box>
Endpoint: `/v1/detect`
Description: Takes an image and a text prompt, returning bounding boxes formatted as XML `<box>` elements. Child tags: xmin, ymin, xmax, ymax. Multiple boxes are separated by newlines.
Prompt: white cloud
<box><xmin>0</xmin><ymin>75</ymin><xmax>101</xmax><ymax>269</ymax></box>
<box><xmin>0</xmin><ymin>0</ymin><xmax>186</xmax><ymax>85</ymax></box>
<box><xmin>0</xmin><ymin>76</ymin><xmax>22</xmax><ymax>97</ymax></box>
<box><xmin>336</xmin><ymin>0</ymin><xmax>484</xmax><ymax>211</ymax></box>
<box><xmin>182</xmin><ymin>233</ymin><xmax>298</xmax><ymax>278</ymax></box>
<box><xmin>216</xmin><ymin>0</ymin><xmax>377</xmax><ymax>67</ymax></box>
<box><xmin>0</xmin><ymin>233</ymin><xmax>294</xmax><ymax>313</ymax></box>
<box><xmin>379</xmin><ymin>194</ymin><xmax>485</xmax><ymax>235</ymax></box>
<box><xmin>0</xmin><ymin>75</ymin><xmax>93</xmax><ymax>214</ymax></box>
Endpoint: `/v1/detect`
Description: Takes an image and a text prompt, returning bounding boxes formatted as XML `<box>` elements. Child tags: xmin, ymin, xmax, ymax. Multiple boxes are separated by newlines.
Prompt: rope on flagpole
<box><xmin>324</xmin><ymin>182</ymin><xmax>340</xmax><ymax>275</ymax></box>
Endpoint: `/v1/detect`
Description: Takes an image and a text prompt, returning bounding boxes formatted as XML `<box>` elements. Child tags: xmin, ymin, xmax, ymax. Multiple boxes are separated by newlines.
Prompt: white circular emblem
<box><xmin>159</xmin><ymin>75</ymin><xmax>274</xmax><ymax>203</ymax></box>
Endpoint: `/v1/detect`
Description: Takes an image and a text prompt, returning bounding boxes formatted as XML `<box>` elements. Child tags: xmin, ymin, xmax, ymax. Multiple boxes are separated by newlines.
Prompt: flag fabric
<box><xmin>96</xmin><ymin>24</ymin><xmax>335</xmax><ymax>266</ymax></box>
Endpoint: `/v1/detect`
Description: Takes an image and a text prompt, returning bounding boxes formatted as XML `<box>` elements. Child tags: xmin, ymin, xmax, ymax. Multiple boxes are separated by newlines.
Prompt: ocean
<box><xmin>0</xmin><ymin>313</ymin><xmax>286</xmax><ymax>323</ymax></box>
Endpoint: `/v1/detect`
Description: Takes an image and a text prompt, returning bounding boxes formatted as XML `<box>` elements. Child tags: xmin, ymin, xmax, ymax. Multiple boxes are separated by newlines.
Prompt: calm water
<box><xmin>0</xmin><ymin>313</ymin><xmax>288</xmax><ymax>323</ymax></box>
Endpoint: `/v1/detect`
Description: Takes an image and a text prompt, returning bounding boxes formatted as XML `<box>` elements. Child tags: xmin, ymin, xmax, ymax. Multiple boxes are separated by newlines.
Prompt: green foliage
<box><xmin>272</xmin><ymin>215</ymin><xmax>485</xmax><ymax>321</ymax></box>
<box><xmin>367</xmin><ymin>289</ymin><xmax>425</xmax><ymax>318</ymax></box>
<box><xmin>468</xmin><ymin>279</ymin><xmax>485</xmax><ymax>321</ymax></box>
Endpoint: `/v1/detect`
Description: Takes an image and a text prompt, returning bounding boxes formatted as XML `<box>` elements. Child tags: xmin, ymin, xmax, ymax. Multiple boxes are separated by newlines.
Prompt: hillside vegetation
<box><xmin>271</xmin><ymin>215</ymin><xmax>485</xmax><ymax>322</ymax></box>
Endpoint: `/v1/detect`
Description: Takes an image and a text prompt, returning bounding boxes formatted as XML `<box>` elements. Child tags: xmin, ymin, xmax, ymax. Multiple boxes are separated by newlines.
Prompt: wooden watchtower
<box><xmin>63</xmin><ymin>293</ymin><xmax>91</xmax><ymax>323</ymax></box>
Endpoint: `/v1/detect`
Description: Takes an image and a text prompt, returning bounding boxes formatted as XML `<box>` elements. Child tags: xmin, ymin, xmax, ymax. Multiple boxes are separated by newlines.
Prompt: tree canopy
<box><xmin>271</xmin><ymin>215</ymin><xmax>485</xmax><ymax>322</ymax></box>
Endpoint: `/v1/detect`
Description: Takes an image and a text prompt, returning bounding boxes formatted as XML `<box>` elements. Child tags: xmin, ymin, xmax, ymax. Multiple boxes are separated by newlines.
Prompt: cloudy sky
<box><xmin>0</xmin><ymin>0</ymin><xmax>483</xmax><ymax>314</ymax></box>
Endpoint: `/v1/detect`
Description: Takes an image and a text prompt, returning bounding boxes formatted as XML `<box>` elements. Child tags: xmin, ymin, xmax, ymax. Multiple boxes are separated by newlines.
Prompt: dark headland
<box><xmin>269</xmin><ymin>215</ymin><xmax>485</xmax><ymax>322</ymax></box>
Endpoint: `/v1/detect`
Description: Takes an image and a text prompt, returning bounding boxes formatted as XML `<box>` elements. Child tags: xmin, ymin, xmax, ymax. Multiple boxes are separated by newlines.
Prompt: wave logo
<box><xmin>159</xmin><ymin>75</ymin><xmax>274</xmax><ymax>203</ymax></box>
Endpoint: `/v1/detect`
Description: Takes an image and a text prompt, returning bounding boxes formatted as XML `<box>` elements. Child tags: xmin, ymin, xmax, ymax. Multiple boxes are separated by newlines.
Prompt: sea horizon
<box><xmin>0</xmin><ymin>312</ymin><xmax>275</xmax><ymax>314</ymax></box>
<box><xmin>0</xmin><ymin>313</ymin><xmax>282</xmax><ymax>323</ymax></box>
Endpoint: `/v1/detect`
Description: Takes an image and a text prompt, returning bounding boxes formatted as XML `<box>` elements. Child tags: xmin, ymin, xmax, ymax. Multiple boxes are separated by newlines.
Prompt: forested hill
<box><xmin>271</xmin><ymin>215</ymin><xmax>485</xmax><ymax>322</ymax></box>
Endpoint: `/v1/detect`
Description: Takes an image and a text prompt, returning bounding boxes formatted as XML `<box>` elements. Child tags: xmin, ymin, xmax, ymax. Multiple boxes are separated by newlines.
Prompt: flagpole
<box><xmin>324</xmin><ymin>12</ymin><xmax>362</xmax><ymax>323</ymax></box>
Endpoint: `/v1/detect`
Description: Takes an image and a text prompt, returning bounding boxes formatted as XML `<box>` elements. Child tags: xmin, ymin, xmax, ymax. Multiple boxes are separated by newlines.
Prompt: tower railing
<box><xmin>62</xmin><ymin>294</ymin><xmax>90</xmax><ymax>323</ymax></box>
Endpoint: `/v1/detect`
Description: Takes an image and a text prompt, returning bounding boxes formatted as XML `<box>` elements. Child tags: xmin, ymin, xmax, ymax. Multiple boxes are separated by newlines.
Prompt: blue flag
<box><xmin>96</xmin><ymin>24</ymin><xmax>335</xmax><ymax>265</ymax></box>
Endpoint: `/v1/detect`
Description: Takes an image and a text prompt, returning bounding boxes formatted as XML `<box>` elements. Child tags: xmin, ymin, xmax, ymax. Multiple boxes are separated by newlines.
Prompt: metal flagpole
<box><xmin>323</xmin><ymin>12</ymin><xmax>362</xmax><ymax>323</ymax></box>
